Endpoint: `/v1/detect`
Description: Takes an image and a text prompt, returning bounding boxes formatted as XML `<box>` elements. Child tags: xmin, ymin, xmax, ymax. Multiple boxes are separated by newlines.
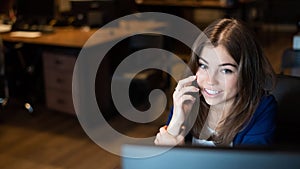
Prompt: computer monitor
<box><xmin>122</xmin><ymin>144</ymin><xmax>300</xmax><ymax>169</ymax></box>
<box><xmin>15</xmin><ymin>0</ymin><xmax>55</xmax><ymax>25</ymax></box>
<box><xmin>70</xmin><ymin>0</ymin><xmax>117</xmax><ymax>27</ymax></box>
<box><xmin>0</xmin><ymin>0</ymin><xmax>13</xmax><ymax>15</ymax></box>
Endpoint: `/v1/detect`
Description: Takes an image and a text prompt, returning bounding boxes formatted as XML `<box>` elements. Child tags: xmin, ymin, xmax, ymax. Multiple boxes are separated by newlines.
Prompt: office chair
<box><xmin>114</xmin><ymin>33</ymin><xmax>170</xmax><ymax>111</ymax></box>
<box><xmin>2</xmin><ymin>41</ymin><xmax>35</xmax><ymax>113</ymax></box>
<box><xmin>280</xmin><ymin>48</ymin><xmax>300</xmax><ymax>76</ymax></box>
<box><xmin>271</xmin><ymin>74</ymin><xmax>300</xmax><ymax>146</ymax></box>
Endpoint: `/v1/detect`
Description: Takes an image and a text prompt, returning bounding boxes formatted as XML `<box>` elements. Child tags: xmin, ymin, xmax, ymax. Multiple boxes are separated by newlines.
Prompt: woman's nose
<box><xmin>196</xmin><ymin>69</ymin><xmax>219</xmax><ymax>86</ymax></box>
<box><xmin>205</xmin><ymin>70</ymin><xmax>218</xmax><ymax>86</ymax></box>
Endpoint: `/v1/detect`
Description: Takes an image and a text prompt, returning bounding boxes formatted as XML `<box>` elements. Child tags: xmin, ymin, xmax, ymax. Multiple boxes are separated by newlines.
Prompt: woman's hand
<box><xmin>154</xmin><ymin>126</ymin><xmax>185</xmax><ymax>146</ymax></box>
<box><xmin>167</xmin><ymin>75</ymin><xmax>199</xmax><ymax>136</ymax></box>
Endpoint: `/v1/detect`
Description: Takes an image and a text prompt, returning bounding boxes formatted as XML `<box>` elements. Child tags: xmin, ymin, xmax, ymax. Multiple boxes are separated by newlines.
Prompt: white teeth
<box><xmin>205</xmin><ymin>88</ymin><xmax>219</xmax><ymax>95</ymax></box>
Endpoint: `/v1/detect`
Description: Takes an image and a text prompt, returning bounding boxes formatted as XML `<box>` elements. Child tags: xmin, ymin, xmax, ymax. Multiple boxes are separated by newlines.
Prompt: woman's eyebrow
<box><xmin>199</xmin><ymin>57</ymin><xmax>237</xmax><ymax>68</ymax></box>
<box><xmin>219</xmin><ymin>63</ymin><xmax>238</xmax><ymax>68</ymax></box>
<box><xmin>198</xmin><ymin>57</ymin><xmax>208</xmax><ymax>64</ymax></box>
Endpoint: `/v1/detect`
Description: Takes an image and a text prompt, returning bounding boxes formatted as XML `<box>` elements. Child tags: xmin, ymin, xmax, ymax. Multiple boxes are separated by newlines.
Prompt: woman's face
<box><xmin>196</xmin><ymin>45</ymin><xmax>239</xmax><ymax>108</ymax></box>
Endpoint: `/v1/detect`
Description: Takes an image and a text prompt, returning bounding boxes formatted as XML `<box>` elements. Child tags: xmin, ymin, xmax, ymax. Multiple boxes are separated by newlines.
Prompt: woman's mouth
<box><xmin>203</xmin><ymin>88</ymin><xmax>221</xmax><ymax>96</ymax></box>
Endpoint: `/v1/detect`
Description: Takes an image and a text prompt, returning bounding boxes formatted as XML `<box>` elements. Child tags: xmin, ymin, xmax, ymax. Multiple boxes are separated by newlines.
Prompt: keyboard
<box><xmin>0</xmin><ymin>24</ymin><xmax>12</xmax><ymax>33</ymax></box>
<box><xmin>10</xmin><ymin>31</ymin><xmax>42</xmax><ymax>38</ymax></box>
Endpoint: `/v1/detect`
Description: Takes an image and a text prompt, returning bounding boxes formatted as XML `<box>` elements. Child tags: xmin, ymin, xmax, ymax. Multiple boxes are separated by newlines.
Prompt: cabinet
<box><xmin>1</xmin><ymin>27</ymin><xmax>117</xmax><ymax>116</ymax></box>
<box><xmin>42</xmin><ymin>50</ymin><xmax>77</xmax><ymax>114</ymax></box>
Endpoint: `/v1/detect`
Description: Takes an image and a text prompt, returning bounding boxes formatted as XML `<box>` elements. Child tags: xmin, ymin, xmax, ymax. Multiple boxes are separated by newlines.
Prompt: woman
<box><xmin>154</xmin><ymin>18</ymin><xmax>277</xmax><ymax>147</ymax></box>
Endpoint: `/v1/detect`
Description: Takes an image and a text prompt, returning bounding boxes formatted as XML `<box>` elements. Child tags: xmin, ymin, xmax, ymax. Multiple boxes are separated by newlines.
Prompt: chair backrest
<box><xmin>280</xmin><ymin>48</ymin><xmax>300</xmax><ymax>76</ymax></box>
<box><xmin>128</xmin><ymin>33</ymin><xmax>164</xmax><ymax>50</ymax></box>
<box><xmin>271</xmin><ymin>74</ymin><xmax>300</xmax><ymax>146</ymax></box>
<box><xmin>124</xmin><ymin>33</ymin><xmax>165</xmax><ymax>66</ymax></box>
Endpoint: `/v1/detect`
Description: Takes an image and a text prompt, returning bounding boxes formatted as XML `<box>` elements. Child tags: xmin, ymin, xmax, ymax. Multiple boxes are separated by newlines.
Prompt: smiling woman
<box><xmin>196</xmin><ymin>45</ymin><xmax>238</xmax><ymax>108</ymax></box>
<box><xmin>154</xmin><ymin>18</ymin><xmax>277</xmax><ymax>147</ymax></box>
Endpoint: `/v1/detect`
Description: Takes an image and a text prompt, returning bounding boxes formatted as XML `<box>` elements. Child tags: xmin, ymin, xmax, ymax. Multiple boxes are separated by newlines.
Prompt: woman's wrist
<box><xmin>167</xmin><ymin>118</ymin><xmax>184</xmax><ymax>136</ymax></box>
<box><xmin>171</xmin><ymin>107</ymin><xmax>185</xmax><ymax>124</ymax></box>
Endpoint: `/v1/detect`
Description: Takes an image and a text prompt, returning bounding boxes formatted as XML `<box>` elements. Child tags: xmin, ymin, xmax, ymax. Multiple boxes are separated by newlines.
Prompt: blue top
<box><xmin>233</xmin><ymin>94</ymin><xmax>277</xmax><ymax>146</ymax></box>
<box><xmin>166</xmin><ymin>94</ymin><xmax>277</xmax><ymax>146</ymax></box>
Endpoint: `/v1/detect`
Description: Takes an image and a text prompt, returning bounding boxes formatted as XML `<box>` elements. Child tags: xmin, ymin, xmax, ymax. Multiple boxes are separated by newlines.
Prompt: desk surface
<box><xmin>135</xmin><ymin>0</ymin><xmax>255</xmax><ymax>8</ymax></box>
<box><xmin>1</xmin><ymin>27</ymin><xmax>97</xmax><ymax>48</ymax></box>
<box><xmin>1</xmin><ymin>20</ymin><xmax>168</xmax><ymax>48</ymax></box>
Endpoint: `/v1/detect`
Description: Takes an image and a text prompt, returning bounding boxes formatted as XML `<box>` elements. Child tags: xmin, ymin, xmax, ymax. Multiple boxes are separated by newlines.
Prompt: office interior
<box><xmin>1</xmin><ymin>0</ymin><xmax>300</xmax><ymax>169</ymax></box>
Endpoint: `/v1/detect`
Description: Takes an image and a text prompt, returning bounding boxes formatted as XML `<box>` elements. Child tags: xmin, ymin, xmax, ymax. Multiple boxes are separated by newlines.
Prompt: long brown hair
<box><xmin>187</xmin><ymin>18</ymin><xmax>276</xmax><ymax>145</ymax></box>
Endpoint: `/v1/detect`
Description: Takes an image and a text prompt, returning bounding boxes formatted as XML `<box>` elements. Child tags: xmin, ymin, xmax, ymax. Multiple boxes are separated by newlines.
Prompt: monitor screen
<box><xmin>0</xmin><ymin>0</ymin><xmax>14</xmax><ymax>15</ymax></box>
<box><xmin>70</xmin><ymin>0</ymin><xmax>117</xmax><ymax>27</ymax></box>
<box><xmin>15</xmin><ymin>0</ymin><xmax>55</xmax><ymax>25</ymax></box>
<box><xmin>122</xmin><ymin>144</ymin><xmax>300</xmax><ymax>169</ymax></box>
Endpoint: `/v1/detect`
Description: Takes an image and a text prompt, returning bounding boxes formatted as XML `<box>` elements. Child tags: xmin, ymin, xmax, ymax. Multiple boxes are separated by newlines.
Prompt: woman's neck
<box><xmin>207</xmin><ymin>103</ymin><xmax>232</xmax><ymax>130</ymax></box>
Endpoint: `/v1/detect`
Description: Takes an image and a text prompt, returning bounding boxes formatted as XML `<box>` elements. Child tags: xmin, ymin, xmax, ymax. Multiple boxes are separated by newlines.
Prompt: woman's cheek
<box><xmin>196</xmin><ymin>71</ymin><xmax>204</xmax><ymax>88</ymax></box>
<box><xmin>195</xmin><ymin>69</ymin><xmax>202</xmax><ymax>78</ymax></box>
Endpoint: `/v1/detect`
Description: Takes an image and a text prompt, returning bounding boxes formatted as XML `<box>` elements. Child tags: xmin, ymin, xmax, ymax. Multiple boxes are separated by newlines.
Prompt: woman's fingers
<box><xmin>174</xmin><ymin>85</ymin><xmax>199</xmax><ymax>97</ymax></box>
<box><xmin>173</xmin><ymin>86</ymin><xmax>199</xmax><ymax>104</ymax></box>
<box><xmin>169</xmin><ymin>75</ymin><xmax>199</xmax><ymax>135</ymax></box>
<box><xmin>154</xmin><ymin>126</ymin><xmax>186</xmax><ymax>146</ymax></box>
<box><xmin>180</xmin><ymin>94</ymin><xmax>196</xmax><ymax>104</ymax></box>
<box><xmin>154</xmin><ymin>133</ymin><xmax>160</xmax><ymax>145</ymax></box>
<box><xmin>175</xmin><ymin>75</ymin><xmax>197</xmax><ymax>92</ymax></box>
<box><xmin>174</xmin><ymin>75</ymin><xmax>199</xmax><ymax>99</ymax></box>
<box><xmin>154</xmin><ymin>127</ymin><xmax>166</xmax><ymax>145</ymax></box>
<box><xmin>159</xmin><ymin>126</ymin><xmax>167</xmax><ymax>133</ymax></box>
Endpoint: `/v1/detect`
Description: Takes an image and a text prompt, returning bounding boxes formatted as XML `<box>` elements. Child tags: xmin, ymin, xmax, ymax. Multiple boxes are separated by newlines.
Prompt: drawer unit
<box><xmin>43</xmin><ymin>52</ymin><xmax>76</xmax><ymax>71</ymax></box>
<box><xmin>44</xmin><ymin>69</ymin><xmax>73</xmax><ymax>92</ymax></box>
<box><xmin>43</xmin><ymin>51</ymin><xmax>77</xmax><ymax>114</ymax></box>
<box><xmin>44</xmin><ymin>88</ymin><xmax>75</xmax><ymax>114</ymax></box>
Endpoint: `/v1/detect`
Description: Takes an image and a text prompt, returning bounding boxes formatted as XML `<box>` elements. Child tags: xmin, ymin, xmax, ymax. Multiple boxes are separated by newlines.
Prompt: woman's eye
<box><xmin>199</xmin><ymin>63</ymin><xmax>207</xmax><ymax>70</ymax></box>
<box><xmin>221</xmin><ymin>69</ymin><xmax>233</xmax><ymax>74</ymax></box>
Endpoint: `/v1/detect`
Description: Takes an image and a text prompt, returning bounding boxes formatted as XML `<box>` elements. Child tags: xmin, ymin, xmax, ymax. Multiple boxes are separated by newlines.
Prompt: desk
<box><xmin>135</xmin><ymin>0</ymin><xmax>237</xmax><ymax>8</ymax></box>
<box><xmin>1</xmin><ymin>20</ymin><xmax>168</xmax><ymax>115</ymax></box>
<box><xmin>135</xmin><ymin>0</ymin><xmax>255</xmax><ymax>8</ymax></box>
<box><xmin>2</xmin><ymin>27</ymin><xmax>98</xmax><ymax>48</ymax></box>
<box><xmin>1</xmin><ymin>27</ymin><xmax>98</xmax><ymax>114</ymax></box>
<box><xmin>135</xmin><ymin>0</ymin><xmax>257</xmax><ymax>22</ymax></box>
<box><xmin>1</xmin><ymin>20</ymin><xmax>168</xmax><ymax>47</ymax></box>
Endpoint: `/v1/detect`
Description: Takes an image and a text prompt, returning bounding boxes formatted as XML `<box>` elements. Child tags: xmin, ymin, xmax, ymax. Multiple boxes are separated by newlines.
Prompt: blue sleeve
<box><xmin>166</xmin><ymin>107</ymin><xmax>173</xmax><ymax>125</ymax></box>
<box><xmin>233</xmin><ymin>95</ymin><xmax>277</xmax><ymax>146</ymax></box>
